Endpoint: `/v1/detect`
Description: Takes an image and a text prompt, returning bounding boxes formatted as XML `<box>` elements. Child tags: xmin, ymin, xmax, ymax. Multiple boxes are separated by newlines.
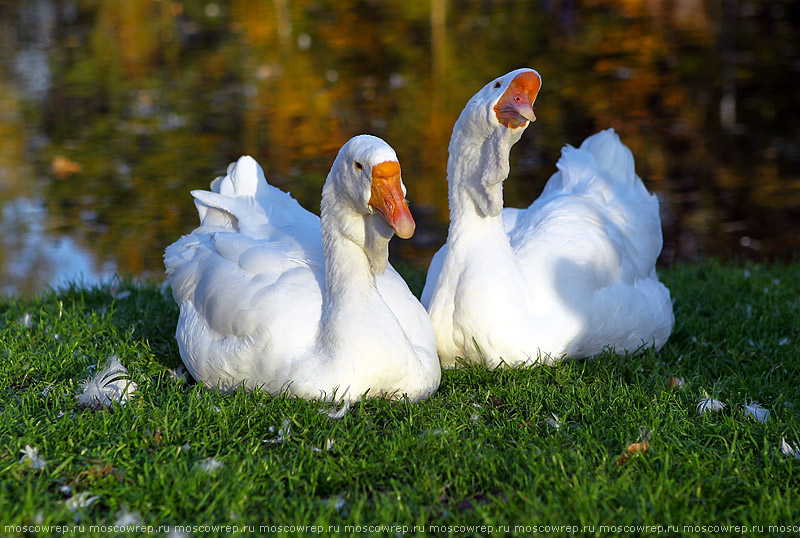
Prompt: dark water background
<box><xmin>1</xmin><ymin>0</ymin><xmax>798</xmax><ymax>296</ymax></box>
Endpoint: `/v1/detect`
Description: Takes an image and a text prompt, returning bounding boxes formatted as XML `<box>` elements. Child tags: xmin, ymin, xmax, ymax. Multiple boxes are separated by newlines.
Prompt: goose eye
<box><xmin>493</xmin><ymin>81</ymin><xmax>501</xmax><ymax>89</ymax></box>
<box><xmin>354</xmin><ymin>161</ymin><xmax>363</xmax><ymax>170</ymax></box>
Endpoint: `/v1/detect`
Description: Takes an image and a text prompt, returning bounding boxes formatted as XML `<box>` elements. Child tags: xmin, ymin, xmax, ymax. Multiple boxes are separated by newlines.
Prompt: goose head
<box><xmin>448</xmin><ymin>69</ymin><xmax>542</xmax><ymax>218</ymax></box>
<box><xmin>322</xmin><ymin>135</ymin><xmax>415</xmax><ymax>274</ymax></box>
<box><xmin>456</xmin><ymin>68</ymin><xmax>542</xmax><ymax>141</ymax></box>
<box><xmin>327</xmin><ymin>134</ymin><xmax>415</xmax><ymax>240</ymax></box>
<box><xmin>491</xmin><ymin>68</ymin><xmax>542</xmax><ymax>129</ymax></box>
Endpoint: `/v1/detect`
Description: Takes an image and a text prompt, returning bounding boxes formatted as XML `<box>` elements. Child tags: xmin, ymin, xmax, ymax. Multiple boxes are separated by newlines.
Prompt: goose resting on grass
<box><xmin>164</xmin><ymin>135</ymin><xmax>441</xmax><ymax>402</ymax></box>
<box><xmin>421</xmin><ymin>68</ymin><xmax>674</xmax><ymax>367</ymax></box>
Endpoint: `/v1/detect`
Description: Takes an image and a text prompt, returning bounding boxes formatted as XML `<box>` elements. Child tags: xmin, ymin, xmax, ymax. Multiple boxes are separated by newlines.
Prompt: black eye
<box><xmin>493</xmin><ymin>81</ymin><xmax>501</xmax><ymax>89</ymax></box>
<box><xmin>354</xmin><ymin>161</ymin><xmax>363</xmax><ymax>170</ymax></box>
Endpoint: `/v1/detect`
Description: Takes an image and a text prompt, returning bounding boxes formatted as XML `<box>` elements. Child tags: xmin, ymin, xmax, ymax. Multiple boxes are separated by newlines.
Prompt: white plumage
<box><xmin>422</xmin><ymin>68</ymin><xmax>674</xmax><ymax>367</ymax></box>
<box><xmin>164</xmin><ymin>135</ymin><xmax>440</xmax><ymax>402</ymax></box>
<box><xmin>77</xmin><ymin>355</ymin><xmax>137</xmax><ymax>408</ymax></box>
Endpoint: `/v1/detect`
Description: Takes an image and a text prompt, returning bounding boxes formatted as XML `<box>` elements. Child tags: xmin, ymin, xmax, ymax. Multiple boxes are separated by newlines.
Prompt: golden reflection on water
<box><xmin>1</xmin><ymin>0</ymin><xmax>798</xmax><ymax>296</ymax></box>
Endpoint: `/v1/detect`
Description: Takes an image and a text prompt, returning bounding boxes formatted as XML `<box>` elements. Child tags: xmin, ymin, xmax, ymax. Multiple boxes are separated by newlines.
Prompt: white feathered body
<box><xmin>165</xmin><ymin>148</ymin><xmax>440</xmax><ymax>401</ymax></box>
<box><xmin>423</xmin><ymin>128</ymin><xmax>673</xmax><ymax>367</ymax></box>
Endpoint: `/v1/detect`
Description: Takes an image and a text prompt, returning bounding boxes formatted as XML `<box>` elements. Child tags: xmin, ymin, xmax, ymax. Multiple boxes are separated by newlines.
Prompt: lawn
<box><xmin>1</xmin><ymin>260</ymin><xmax>799</xmax><ymax>537</ymax></box>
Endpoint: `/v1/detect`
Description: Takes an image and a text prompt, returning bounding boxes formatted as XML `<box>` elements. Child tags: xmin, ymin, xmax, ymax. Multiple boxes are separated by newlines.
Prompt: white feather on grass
<box><xmin>264</xmin><ymin>419</ymin><xmax>292</xmax><ymax>444</ymax></box>
<box><xmin>329</xmin><ymin>496</ymin><xmax>345</xmax><ymax>513</ymax></box>
<box><xmin>77</xmin><ymin>355</ymin><xmax>137</xmax><ymax>408</ymax></box>
<box><xmin>168</xmin><ymin>365</ymin><xmax>188</xmax><ymax>384</ymax></box>
<box><xmin>313</xmin><ymin>438</ymin><xmax>335</xmax><ymax>452</ymax></box>
<box><xmin>19</xmin><ymin>445</ymin><xmax>47</xmax><ymax>470</ymax></box>
<box><xmin>114</xmin><ymin>507</ymin><xmax>142</xmax><ymax>526</ymax></box>
<box><xmin>66</xmin><ymin>492</ymin><xmax>100</xmax><ymax>516</ymax></box>
<box><xmin>780</xmin><ymin>438</ymin><xmax>800</xmax><ymax>460</ymax></box>
<box><xmin>195</xmin><ymin>457</ymin><xmax>224</xmax><ymax>473</ymax></box>
<box><xmin>544</xmin><ymin>413</ymin><xmax>562</xmax><ymax>430</ymax></box>
<box><xmin>319</xmin><ymin>400</ymin><xmax>350</xmax><ymax>419</ymax></box>
<box><xmin>744</xmin><ymin>401</ymin><xmax>770</xmax><ymax>423</ymax></box>
<box><xmin>697</xmin><ymin>398</ymin><xmax>726</xmax><ymax>415</ymax></box>
<box><xmin>41</xmin><ymin>382</ymin><xmax>55</xmax><ymax>396</ymax></box>
<box><xmin>19</xmin><ymin>312</ymin><xmax>34</xmax><ymax>328</ymax></box>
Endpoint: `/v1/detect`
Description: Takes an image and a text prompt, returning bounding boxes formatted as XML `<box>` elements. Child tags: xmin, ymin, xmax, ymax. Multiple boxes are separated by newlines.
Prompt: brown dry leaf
<box><xmin>616</xmin><ymin>441</ymin><xmax>650</xmax><ymax>466</ymax></box>
<box><xmin>51</xmin><ymin>156</ymin><xmax>82</xmax><ymax>178</ymax></box>
<box><xmin>87</xmin><ymin>463</ymin><xmax>114</xmax><ymax>479</ymax></box>
<box><xmin>668</xmin><ymin>377</ymin><xmax>685</xmax><ymax>388</ymax></box>
<box><xmin>487</xmin><ymin>395</ymin><xmax>506</xmax><ymax>410</ymax></box>
<box><xmin>74</xmin><ymin>461</ymin><xmax>123</xmax><ymax>483</ymax></box>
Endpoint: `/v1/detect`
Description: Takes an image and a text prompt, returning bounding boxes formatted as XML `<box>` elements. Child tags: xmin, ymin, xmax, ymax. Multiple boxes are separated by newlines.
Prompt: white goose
<box><xmin>422</xmin><ymin>68</ymin><xmax>674</xmax><ymax>367</ymax></box>
<box><xmin>164</xmin><ymin>135</ymin><xmax>441</xmax><ymax>402</ymax></box>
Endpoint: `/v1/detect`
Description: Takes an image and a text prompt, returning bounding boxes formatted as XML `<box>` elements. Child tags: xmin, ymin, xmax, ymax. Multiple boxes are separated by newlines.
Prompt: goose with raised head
<box><xmin>165</xmin><ymin>135</ymin><xmax>441</xmax><ymax>402</ymax></box>
<box><xmin>421</xmin><ymin>68</ymin><xmax>674</xmax><ymax>367</ymax></box>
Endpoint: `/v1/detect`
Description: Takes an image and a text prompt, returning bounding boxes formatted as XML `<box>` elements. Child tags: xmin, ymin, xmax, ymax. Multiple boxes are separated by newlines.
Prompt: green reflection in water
<box><xmin>1</xmin><ymin>0</ymin><xmax>798</xmax><ymax>296</ymax></box>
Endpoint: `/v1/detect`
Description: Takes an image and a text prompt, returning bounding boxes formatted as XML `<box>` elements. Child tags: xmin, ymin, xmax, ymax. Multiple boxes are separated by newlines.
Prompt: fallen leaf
<box><xmin>87</xmin><ymin>463</ymin><xmax>114</xmax><ymax>479</ymax></box>
<box><xmin>145</xmin><ymin>428</ymin><xmax>163</xmax><ymax>446</ymax></box>
<box><xmin>73</xmin><ymin>460</ymin><xmax>123</xmax><ymax>484</ymax></box>
<box><xmin>487</xmin><ymin>395</ymin><xmax>507</xmax><ymax>410</ymax></box>
<box><xmin>668</xmin><ymin>377</ymin><xmax>685</xmax><ymax>388</ymax></box>
<box><xmin>616</xmin><ymin>441</ymin><xmax>650</xmax><ymax>466</ymax></box>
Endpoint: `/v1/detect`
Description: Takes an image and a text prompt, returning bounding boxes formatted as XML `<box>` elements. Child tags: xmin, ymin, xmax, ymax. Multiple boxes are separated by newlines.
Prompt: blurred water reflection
<box><xmin>1</xmin><ymin>0</ymin><xmax>798</xmax><ymax>296</ymax></box>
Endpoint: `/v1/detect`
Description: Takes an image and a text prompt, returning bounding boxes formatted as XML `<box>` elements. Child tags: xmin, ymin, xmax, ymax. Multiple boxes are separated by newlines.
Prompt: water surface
<box><xmin>1</xmin><ymin>0</ymin><xmax>798</xmax><ymax>296</ymax></box>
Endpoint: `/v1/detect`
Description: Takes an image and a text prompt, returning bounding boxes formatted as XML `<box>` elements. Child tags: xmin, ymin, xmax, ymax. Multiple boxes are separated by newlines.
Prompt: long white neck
<box><xmin>314</xmin><ymin>183</ymin><xmax>419</xmax><ymax>398</ymax></box>
<box><xmin>446</xmin><ymin>112</ymin><xmax>522</xmax><ymax>239</ymax></box>
<box><xmin>317</xmin><ymin>182</ymin><xmax>407</xmax><ymax>358</ymax></box>
<box><xmin>320</xmin><ymin>182</ymin><xmax>390</xmax><ymax>302</ymax></box>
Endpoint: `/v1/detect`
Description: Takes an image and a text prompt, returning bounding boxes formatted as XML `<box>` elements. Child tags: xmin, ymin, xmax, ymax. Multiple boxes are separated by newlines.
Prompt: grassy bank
<box><xmin>1</xmin><ymin>261</ymin><xmax>799</xmax><ymax>536</ymax></box>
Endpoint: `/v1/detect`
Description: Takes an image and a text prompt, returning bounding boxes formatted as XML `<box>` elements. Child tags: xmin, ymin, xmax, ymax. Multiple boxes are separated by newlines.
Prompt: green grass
<box><xmin>1</xmin><ymin>261</ymin><xmax>799</xmax><ymax>537</ymax></box>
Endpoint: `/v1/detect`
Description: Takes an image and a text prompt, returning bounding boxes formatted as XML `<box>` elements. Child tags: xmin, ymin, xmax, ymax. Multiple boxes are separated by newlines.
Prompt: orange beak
<box><xmin>493</xmin><ymin>71</ymin><xmax>542</xmax><ymax>129</ymax></box>
<box><xmin>368</xmin><ymin>161</ymin><xmax>415</xmax><ymax>239</ymax></box>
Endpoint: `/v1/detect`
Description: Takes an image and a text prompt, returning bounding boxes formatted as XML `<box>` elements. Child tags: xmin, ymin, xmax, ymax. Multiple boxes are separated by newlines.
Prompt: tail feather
<box><xmin>213</xmin><ymin>155</ymin><xmax>263</xmax><ymax>198</ymax></box>
<box><xmin>192</xmin><ymin>190</ymin><xmax>263</xmax><ymax>231</ymax></box>
<box><xmin>544</xmin><ymin>129</ymin><xmax>652</xmax><ymax>203</ymax></box>
<box><xmin>578</xmin><ymin>128</ymin><xmax>635</xmax><ymax>184</ymax></box>
<box><xmin>549</xmin><ymin>147</ymin><xmax>604</xmax><ymax>196</ymax></box>
<box><xmin>194</xmin><ymin>198</ymin><xmax>239</xmax><ymax>229</ymax></box>
<box><xmin>192</xmin><ymin>156</ymin><xmax>267</xmax><ymax>230</ymax></box>
<box><xmin>191</xmin><ymin>155</ymin><xmax>318</xmax><ymax>234</ymax></box>
<box><xmin>526</xmin><ymin>129</ymin><xmax>663</xmax><ymax>280</ymax></box>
